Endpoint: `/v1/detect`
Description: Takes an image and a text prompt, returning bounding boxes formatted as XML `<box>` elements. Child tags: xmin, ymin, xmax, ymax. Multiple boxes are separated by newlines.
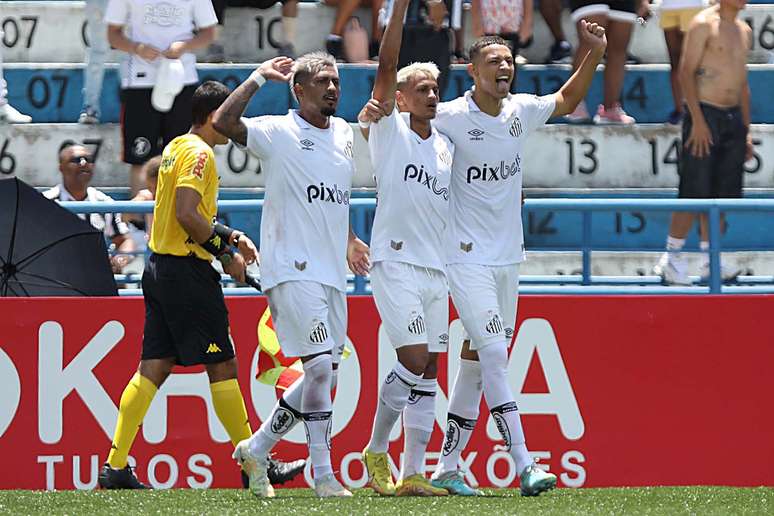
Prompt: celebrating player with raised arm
<box><xmin>432</xmin><ymin>27</ymin><xmax>606</xmax><ymax>496</ymax></box>
<box><xmin>358</xmin><ymin>0</ymin><xmax>454</xmax><ymax>498</ymax></box>
<box><xmin>363</xmin><ymin>24</ymin><xmax>607</xmax><ymax>495</ymax></box>
<box><xmin>212</xmin><ymin>54</ymin><xmax>370</xmax><ymax>498</ymax></box>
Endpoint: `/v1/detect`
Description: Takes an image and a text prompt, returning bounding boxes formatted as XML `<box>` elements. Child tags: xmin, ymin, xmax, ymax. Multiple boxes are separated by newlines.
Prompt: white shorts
<box><xmin>446</xmin><ymin>263</ymin><xmax>520</xmax><ymax>351</ymax></box>
<box><xmin>265</xmin><ymin>280</ymin><xmax>347</xmax><ymax>360</ymax></box>
<box><xmin>371</xmin><ymin>261</ymin><xmax>449</xmax><ymax>353</ymax></box>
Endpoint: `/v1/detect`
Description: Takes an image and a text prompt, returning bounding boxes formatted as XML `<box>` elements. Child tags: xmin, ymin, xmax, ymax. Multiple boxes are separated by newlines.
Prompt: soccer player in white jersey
<box><xmin>358</xmin><ymin>0</ymin><xmax>453</xmax><ymax>498</ymax></box>
<box><xmin>212</xmin><ymin>53</ymin><xmax>370</xmax><ymax>498</ymax></box>
<box><xmin>429</xmin><ymin>26</ymin><xmax>607</xmax><ymax>496</ymax></box>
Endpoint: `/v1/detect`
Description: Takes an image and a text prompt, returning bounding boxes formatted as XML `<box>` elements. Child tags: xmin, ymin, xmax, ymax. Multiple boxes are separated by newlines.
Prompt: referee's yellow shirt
<box><xmin>149</xmin><ymin>134</ymin><xmax>218</xmax><ymax>261</ymax></box>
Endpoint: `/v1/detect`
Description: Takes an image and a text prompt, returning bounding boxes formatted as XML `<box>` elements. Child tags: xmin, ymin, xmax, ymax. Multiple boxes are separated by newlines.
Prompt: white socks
<box><xmin>248</xmin><ymin>377</ymin><xmax>304</xmax><ymax>458</ymax></box>
<box><xmin>301</xmin><ymin>354</ymin><xmax>334</xmax><ymax>479</ymax></box>
<box><xmin>667</xmin><ymin>236</ymin><xmax>686</xmax><ymax>258</ymax></box>
<box><xmin>477</xmin><ymin>342</ymin><xmax>533</xmax><ymax>473</ymax></box>
<box><xmin>366</xmin><ymin>362</ymin><xmax>422</xmax><ymax>453</ymax></box>
<box><xmin>438</xmin><ymin>359</ymin><xmax>483</xmax><ymax>475</ymax></box>
<box><xmin>402</xmin><ymin>378</ymin><xmax>437</xmax><ymax>479</ymax></box>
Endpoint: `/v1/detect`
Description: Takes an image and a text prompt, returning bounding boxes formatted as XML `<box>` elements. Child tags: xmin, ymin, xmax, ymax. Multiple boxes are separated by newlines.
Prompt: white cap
<box><xmin>151</xmin><ymin>58</ymin><xmax>185</xmax><ymax>112</ymax></box>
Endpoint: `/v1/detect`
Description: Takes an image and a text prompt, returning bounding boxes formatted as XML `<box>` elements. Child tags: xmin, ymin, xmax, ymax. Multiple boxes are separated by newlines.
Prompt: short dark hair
<box><xmin>191</xmin><ymin>81</ymin><xmax>231</xmax><ymax>126</ymax></box>
<box><xmin>468</xmin><ymin>35</ymin><xmax>509</xmax><ymax>62</ymax></box>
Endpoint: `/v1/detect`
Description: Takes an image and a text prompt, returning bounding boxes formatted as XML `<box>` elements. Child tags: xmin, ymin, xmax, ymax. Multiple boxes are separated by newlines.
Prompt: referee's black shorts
<box><xmin>141</xmin><ymin>253</ymin><xmax>235</xmax><ymax>366</ymax></box>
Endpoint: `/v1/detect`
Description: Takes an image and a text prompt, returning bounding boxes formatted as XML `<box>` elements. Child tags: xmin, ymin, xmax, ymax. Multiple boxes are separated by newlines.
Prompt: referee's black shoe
<box><xmin>241</xmin><ymin>456</ymin><xmax>307</xmax><ymax>487</ymax></box>
<box><xmin>98</xmin><ymin>463</ymin><xmax>150</xmax><ymax>489</ymax></box>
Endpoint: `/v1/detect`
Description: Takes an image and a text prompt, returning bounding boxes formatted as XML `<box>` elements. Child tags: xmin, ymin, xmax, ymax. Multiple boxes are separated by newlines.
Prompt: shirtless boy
<box><xmin>653</xmin><ymin>0</ymin><xmax>752</xmax><ymax>285</ymax></box>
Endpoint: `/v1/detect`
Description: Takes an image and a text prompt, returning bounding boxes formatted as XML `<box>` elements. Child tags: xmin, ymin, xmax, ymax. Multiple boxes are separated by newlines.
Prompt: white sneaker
<box><xmin>0</xmin><ymin>103</ymin><xmax>32</xmax><ymax>123</ymax></box>
<box><xmin>314</xmin><ymin>473</ymin><xmax>352</xmax><ymax>497</ymax></box>
<box><xmin>699</xmin><ymin>262</ymin><xmax>741</xmax><ymax>283</ymax></box>
<box><xmin>653</xmin><ymin>252</ymin><xmax>691</xmax><ymax>286</ymax></box>
<box><xmin>233</xmin><ymin>440</ymin><xmax>274</xmax><ymax>498</ymax></box>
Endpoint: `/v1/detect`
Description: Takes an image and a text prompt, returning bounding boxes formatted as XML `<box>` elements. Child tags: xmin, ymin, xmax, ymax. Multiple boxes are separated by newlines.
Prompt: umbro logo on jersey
<box><xmin>439</xmin><ymin>333</ymin><xmax>449</xmax><ymax>346</ymax></box>
<box><xmin>299</xmin><ymin>139</ymin><xmax>315</xmax><ymax>151</ymax></box>
<box><xmin>309</xmin><ymin>321</ymin><xmax>329</xmax><ymax>343</ymax></box>
<box><xmin>466</xmin><ymin>157</ymin><xmax>521</xmax><ymax>183</ymax></box>
<box><xmin>404</xmin><ymin>164</ymin><xmax>449</xmax><ymax>200</ymax></box>
<box><xmin>295</xmin><ymin>260</ymin><xmax>307</xmax><ymax>271</ymax></box>
<box><xmin>206</xmin><ymin>342</ymin><xmax>222</xmax><ymax>354</ymax></box>
<box><xmin>391</xmin><ymin>240</ymin><xmax>403</xmax><ymax>251</ymax></box>
<box><xmin>485</xmin><ymin>312</ymin><xmax>504</xmax><ymax>335</ymax></box>
<box><xmin>407</xmin><ymin>313</ymin><xmax>426</xmax><ymax>335</ymax></box>
<box><xmin>509</xmin><ymin>116</ymin><xmax>523</xmax><ymax>137</ymax></box>
<box><xmin>307</xmin><ymin>182</ymin><xmax>351</xmax><ymax>205</ymax></box>
<box><xmin>460</xmin><ymin>241</ymin><xmax>473</xmax><ymax>252</ymax></box>
<box><xmin>467</xmin><ymin>128</ymin><xmax>485</xmax><ymax>141</ymax></box>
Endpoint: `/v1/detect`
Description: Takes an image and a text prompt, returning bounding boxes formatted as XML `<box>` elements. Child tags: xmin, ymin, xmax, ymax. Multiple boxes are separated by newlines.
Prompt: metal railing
<box><xmin>62</xmin><ymin>198</ymin><xmax>774</xmax><ymax>295</ymax></box>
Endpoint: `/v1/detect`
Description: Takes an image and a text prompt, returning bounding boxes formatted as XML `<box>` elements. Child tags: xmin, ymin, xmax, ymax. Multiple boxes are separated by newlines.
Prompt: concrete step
<box><xmin>4</xmin><ymin>63</ymin><xmax>774</xmax><ymax>124</ymax></box>
<box><xmin>4</xmin><ymin>122</ymin><xmax>774</xmax><ymax>190</ymax></box>
<box><xmin>3</xmin><ymin>2</ymin><xmax>774</xmax><ymax>64</ymax></box>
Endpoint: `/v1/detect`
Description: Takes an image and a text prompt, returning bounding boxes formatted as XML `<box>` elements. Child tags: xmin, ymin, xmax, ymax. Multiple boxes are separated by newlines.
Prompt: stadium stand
<box><xmin>4</xmin><ymin>0</ymin><xmax>774</xmax><ymax>284</ymax></box>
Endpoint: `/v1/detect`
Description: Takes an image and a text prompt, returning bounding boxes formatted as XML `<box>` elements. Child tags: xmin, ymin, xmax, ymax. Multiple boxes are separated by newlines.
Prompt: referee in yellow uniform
<box><xmin>98</xmin><ymin>81</ymin><xmax>260</xmax><ymax>489</ymax></box>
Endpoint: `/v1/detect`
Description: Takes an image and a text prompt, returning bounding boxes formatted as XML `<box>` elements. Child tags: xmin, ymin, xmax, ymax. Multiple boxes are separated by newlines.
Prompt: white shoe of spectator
<box><xmin>0</xmin><ymin>103</ymin><xmax>32</xmax><ymax>123</ymax></box>
<box><xmin>653</xmin><ymin>252</ymin><xmax>691</xmax><ymax>286</ymax></box>
<box><xmin>699</xmin><ymin>262</ymin><xmax>741</xmax><ymax>283</ymax></box>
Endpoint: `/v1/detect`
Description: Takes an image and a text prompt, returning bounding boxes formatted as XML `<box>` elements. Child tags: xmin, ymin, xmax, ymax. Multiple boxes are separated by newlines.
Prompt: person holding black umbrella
<box><xmin>97</xmin><ymin>80</ymin><xmax>304</xmax><ymax>490</ymax></box>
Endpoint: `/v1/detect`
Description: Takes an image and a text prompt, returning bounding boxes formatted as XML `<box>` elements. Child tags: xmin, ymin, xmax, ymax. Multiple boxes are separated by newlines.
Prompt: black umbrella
<box><xmin>0</xmin><ymin>177</ymin><xmax>118</xmax><ymax>296</ymax></box>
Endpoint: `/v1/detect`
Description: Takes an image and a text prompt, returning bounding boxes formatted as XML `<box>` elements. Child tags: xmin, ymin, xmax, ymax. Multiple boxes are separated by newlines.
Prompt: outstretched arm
<box><xmin>552</xmin><ymin>20</ymin><xmax>606</xmax><ymax>117</ymax></box>
<box><xmin>371</xmin><ymin>0</ymin><xmax>411</xmax><ymax>114</ymax></box>
<box><xmin>212</xmin><ymin>57</ymin><xmax>293</xmax><ymax>146</ymax></box>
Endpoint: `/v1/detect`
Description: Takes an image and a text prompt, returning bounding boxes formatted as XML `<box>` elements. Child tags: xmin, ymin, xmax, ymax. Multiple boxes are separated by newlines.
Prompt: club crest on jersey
<box><xmin>344</xmin><ymin>140</ymin><xmax>354</xmax><ymax>159</ymax></box>
<box><xmin>309</xmin><ymin>320</ymin><xmax>328</xmax><ymax>344</ymax></box>
<box><xmin>467</xmin><ymin>128</ymin><xmax>485</xmax><ymax>141</ymax></box>
<box><xmin>485</xmin><ymin>311</ymin><xmax>503</xmax><ymax>335</ymax></box>
<box><xmin>407</xmin><ymin>312</ymin><xmax>426</xmax><ymax>335</ymax></box>
<box><xmin>299</xmin><ymin>139</ymin><xmax>315</xmax><ymax>151</ymax></box>
<box><xmin>404</xmin><ymin>164</ymin><xmax>449</xmax><ymax>200</ymax></box>
<box><xmin>509</xmin><ymin>116</ymin><xmax>523</xmax><ymax>137</ymax></box>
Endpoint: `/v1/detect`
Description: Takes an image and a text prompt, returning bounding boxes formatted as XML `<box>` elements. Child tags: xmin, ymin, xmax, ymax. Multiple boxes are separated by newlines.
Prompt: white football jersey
<box><xmin>434</xmin><ymin>90</ymin><xmax>555</xmax><ymax>266</ymax></box>
<box><xmin>244</xmin><ymin>111</ymin><xmax>355</xmax><ymax>292</ymax></box>
<box><xmin>105</xmin><ymin>0</ymin><xmax>217</xmax><ymax>88</ymax></box>
<box><xmin>368</xmin><ymin>109</ymin><xmax>453</xmax><ymax>272</ymax></box>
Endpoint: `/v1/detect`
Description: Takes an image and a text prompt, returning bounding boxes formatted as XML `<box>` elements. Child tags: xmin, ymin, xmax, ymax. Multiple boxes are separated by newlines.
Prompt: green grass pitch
<box><xmin>0</xmin><ymin>487</ymin><xmax>771</xmax><ymax>515</ymax></box>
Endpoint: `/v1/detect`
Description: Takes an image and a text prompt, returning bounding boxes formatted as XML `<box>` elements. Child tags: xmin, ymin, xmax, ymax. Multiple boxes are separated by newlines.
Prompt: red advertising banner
<box><xmin>0</xmin><ymin>295</ymin><xmax>773</xmax><ymax>491</ymax></box>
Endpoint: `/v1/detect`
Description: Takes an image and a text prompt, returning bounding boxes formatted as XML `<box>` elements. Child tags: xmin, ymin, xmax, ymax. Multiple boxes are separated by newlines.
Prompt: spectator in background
<box><xmin>80</xmin><ymin>0</ymin><xmax>110</xmax><ymax>124</ymax></box>
<box><xmin>565</xmin><ymin>0</ymin><xmax>649</xmax><ymax>123</ymax></box>
<box><xmin>218</xmin><ymin>0</ymin><xmax>300</xmax><ymax>59</ymax></box>
<box><xmin>324</xmin><ymin>0</ymin><xmax>383</xmax><ymax>61</ymax></box>
<box><xmin>660</xmin><ymin>0</ymin><xmax>705</xmax><ymax>125</ymax></box>
<box><xmin>653</xmin><ymin>0</ymin><xmax>750</xmax><ymax>285</ymax></box>
<box><xmin>539</xmin><ymin>0</ymin><xmax>573</xmax><ymax>63</ymax></box>
<box><xmin>44</xmin><ymin>143</ymin><xmax>136</xmax><ymax>273</ymax></box>
<box><xmin>106</xmin><ymin>0</ymin><xmax>217</xmax><ymax>194</ymax></box>
<box><xmin>0</xmin><ymin>29</ymin><xmax>32</xmax><ymax>124</ymax></box>
<box><xmin>207</xmin><ymin>0</ymin><xmax>229</xmax><ymax>62</ymax></box>
<box><xmin>378</xmin><ymin>0</ymin><xmax>462</xmax><ymax>96</ymax></box>
<box><xmin>471</xmin><ymin>0</ymin><xmax>534</xmax><ymax>64</ymax></box>
<box><xmin>130</xmin><ymin>155</ymin><xmax>161</xmax><ymax>243</ymax></box>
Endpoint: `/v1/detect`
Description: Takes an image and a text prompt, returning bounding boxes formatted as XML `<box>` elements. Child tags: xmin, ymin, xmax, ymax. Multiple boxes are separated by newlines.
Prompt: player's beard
<box><xmin>321</xmin><ymin>106</ymin><xmax>336</xmax><ymax>117</ymax></box>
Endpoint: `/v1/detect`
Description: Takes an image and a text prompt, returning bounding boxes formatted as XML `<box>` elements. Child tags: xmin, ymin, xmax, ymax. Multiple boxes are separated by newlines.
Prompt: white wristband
<box><xmin>251</xmin><ymin>70</ymin><xmax>266</xmax><ymax>87</ymax></box>
<box><xmin>358</xmin><ymin>118</ymin><xmax>371</xmax><ymax>129</ymax></box>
